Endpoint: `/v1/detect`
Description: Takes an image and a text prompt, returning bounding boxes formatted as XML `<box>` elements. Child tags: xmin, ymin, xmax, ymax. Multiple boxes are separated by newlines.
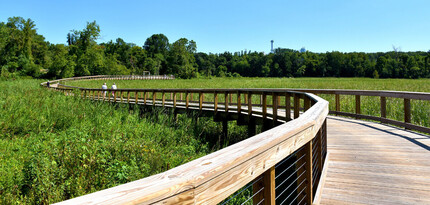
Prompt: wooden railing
<box><xmin>42</xmin><ymin>78</ymin><xmax>329</xmax><ymax>204</ymax></box>
<box><xmin>286</xmin><ymin>89</ymin><xmax>430</xmax><ymax>134</ymax></box>
<box><xmin>40</xmin><ymin>75</ymin><xmax>175</xmax><ymax>87</ymax></box>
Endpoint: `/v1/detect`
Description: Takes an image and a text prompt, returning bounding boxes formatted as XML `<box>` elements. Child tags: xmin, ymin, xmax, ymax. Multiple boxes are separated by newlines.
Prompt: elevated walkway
<box><xmin>321</xmin><ymin>116</ymin><xmax>430</xmax><ymax>205</ymax></box>
<box><xmin>41</xmin><ymin>76</ymin><xmax>430</xmax><ymax>204</ymax></box>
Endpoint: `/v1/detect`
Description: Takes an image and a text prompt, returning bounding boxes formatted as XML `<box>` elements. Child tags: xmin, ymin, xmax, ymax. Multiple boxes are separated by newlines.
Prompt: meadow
<box><xmin>68</xmin><ymin>77</ymin><xmax>430</xmax><ymax>127</ymax></box>
<box><xmin>0</xmin><ymin>79</ymin><xmax>247</xmax><ymax>204</ymax></box>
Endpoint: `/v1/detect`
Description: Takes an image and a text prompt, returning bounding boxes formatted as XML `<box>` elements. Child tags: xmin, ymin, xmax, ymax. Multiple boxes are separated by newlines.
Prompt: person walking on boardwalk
<box><xmin>102</xmin><ymin>83</ymin><xmax>108</xmax><ymax>97</ymax></box>
<box><xmin>111</xmin><ymin>83</ymin><xmax>117</xmax><ymax>97</ymax></box>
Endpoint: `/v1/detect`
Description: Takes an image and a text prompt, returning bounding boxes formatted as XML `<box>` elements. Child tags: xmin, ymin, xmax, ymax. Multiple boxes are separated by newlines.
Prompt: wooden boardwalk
<box><xmin>320</xmin><ymin>116</ymin><xmax>430</xmax><ymax>205</ymax></box>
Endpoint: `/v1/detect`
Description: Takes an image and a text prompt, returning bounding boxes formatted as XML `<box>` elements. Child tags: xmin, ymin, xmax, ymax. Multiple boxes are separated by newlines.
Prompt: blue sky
<box><xmin>1</xmin><ymin>0</ymin><xmax>429</xmax><ymax>53</ymax></box>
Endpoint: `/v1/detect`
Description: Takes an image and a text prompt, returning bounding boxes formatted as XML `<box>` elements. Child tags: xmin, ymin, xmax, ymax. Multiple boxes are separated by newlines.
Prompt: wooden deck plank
<box><xmin>319</xmin><ymin>116</ymin><xmax>430</xmax><ymax>205</ymax></box>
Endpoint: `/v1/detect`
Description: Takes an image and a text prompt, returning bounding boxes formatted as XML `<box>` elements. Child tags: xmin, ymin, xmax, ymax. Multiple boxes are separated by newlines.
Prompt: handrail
<box><xmin>285</xmin><ymin>89</ymin><xmax>430</xmax><ymax>134</ymax></box>
<box><xmin>40</xmin><ymin>75</ymin><xmax>175</xmax><ymax>87</ymax></box>
<box><xmin>42</xmin><ymin>76</ymin><xmax>329</xmax><ymax>204</ymax></box>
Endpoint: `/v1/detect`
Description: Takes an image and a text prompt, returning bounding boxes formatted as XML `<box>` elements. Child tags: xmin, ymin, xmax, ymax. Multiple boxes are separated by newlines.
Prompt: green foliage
<box><xmin>2</xmin><ymin>16</ymin><xmax>430</xmax><ymax>79</ymax></box>
<box><xmin>0</xmin><ymin>79</ymin><xmax>248</xmax><ymax>203</ymax></box>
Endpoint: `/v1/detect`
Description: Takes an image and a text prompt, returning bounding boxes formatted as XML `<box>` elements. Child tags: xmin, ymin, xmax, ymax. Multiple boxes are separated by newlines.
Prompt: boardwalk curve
<box><xmin>40</xmin><ymin>75</ymin><xmax>430</xmax><ymax>204</ymax></box>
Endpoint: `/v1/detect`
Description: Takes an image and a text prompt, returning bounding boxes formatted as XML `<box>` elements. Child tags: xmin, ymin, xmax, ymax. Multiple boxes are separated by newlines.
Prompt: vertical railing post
<box><xmin>153</xmin><ymin>91</ymin><xmax>156</xmax><ymax>106</ymax></box>
<box><xmin>381</xmin><ymin>96</ymin><xmax>386</xmax><ymax>122</ymax></box>
<box><xmin>248</xmin><ymin>92</ymin><xmax>252</xmax><ymax>116</ymax></box>
<box><xmin>120</xmin><ymin>91</ymin><xmax>124</xmax><ymax>103</ymax></box>
<box><xmin>252</xmin><ymin>166</ymin><xmax>275</xmax><ymax>205</ymax></box>
<box><xmin>262</xmin><ymin>93</ymin><xmax>267</xmax><ymax>120</ymax></box>
<box><xmin>304</xmin><ymin>141</ymin><xmax>313</xmax><ymax>205</ymax></box>
<box><xmin>127</xmin><ymin>91</ymin><xmax>130</xmax><ymax>103</ymax></box>
<box><xmin>225</xmin><ymin>92</ymin><xmax>229</xmax><ymax>112</ymax></box>
<box><xmin>285</xmin><ymin>93</ymin><xmax>291</xmax><ymax>121</ymax></box>
<box><xmin>199</xmin><ymin>92</ymin><xmax>203</xmax><ymax>111</ymax></box>
<box><xmin>304</xmin><ymin>96</ymin><xmax>311</xmax><ymax>111</ymax></box>
<box><xmin>144</xmin><ymin>91</ymin><xmax>147</xmax><ymax>105</ymax></box>
<box><xmin>135</xmin><ymin>91</ymin><xmax>138</xmax><ymax>104</ymax></box>
<box><xmin>272</xmin><ymin>93</ymin><xmax>278</xmax><ymax>123</ymax></box>
<box><xmin>162</xmin><ymin>91</ymin><xmax>165</xmax><ymax>107</ymax></box>
<box><xmin>237</xmin><ymin>91</ymin><xmax>241</xmax><ymax>114</ymax></box>
<box><xmin>294</xmin><ymin>93</ymin><xmax>300</xmax><ymax>119</ymax></box>
<box><xmin>186</xmin><ymin>92</ymin><xmax>190</xmax><ymax>109</ymax></box>
<box><xmin>244</xmin><ymin>93</ymin><xmax>248</xmax><ymax>105</ymax></box>
<box><xmin>335</xmin><ymin>94</ymin><xmax>340</xmax><ymax>115</ymax></box>
<box><xmin>404</xmin><ymin>98</ymin><xmax>411</xmax><ymax>125</ymax></box>
<box><xmin>214</xmin><ymin>92</ymin><xmax>218</xmax><ymax>112</ymax></box>
<box><xmin>355</xmin><ymin>95</ymin><xmax>361</xmax><ymax>119</ymax></box>
<box><xmin>173</xmin><ymin>92</ymin><xmax>177</xmax><ymax>108</ymax></box>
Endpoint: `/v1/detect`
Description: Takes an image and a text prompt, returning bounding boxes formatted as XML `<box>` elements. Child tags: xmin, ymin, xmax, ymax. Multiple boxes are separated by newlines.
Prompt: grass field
<box><xmin>67</xmin><ymin>77</ymin><xmax>430</xmax><ymax>127</ymax></box>
<box><xmin>0</xmin><ymin>79</ymin><xmax>247</xmax><ymax>204</ymax></box>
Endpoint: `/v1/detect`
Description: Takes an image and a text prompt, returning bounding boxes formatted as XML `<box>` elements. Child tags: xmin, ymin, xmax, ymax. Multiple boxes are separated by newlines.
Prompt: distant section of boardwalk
<box><xmin>320</xmin><ymin>116</ymin><xmax>430</xmax><ymax>205</ymax></box>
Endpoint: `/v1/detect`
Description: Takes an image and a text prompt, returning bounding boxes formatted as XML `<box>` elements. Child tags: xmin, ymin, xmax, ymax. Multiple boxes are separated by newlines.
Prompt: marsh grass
<box><xmin>0</xmin><ymin>79</ymin><xmax>246</xmax><ymax>204</ymax></box>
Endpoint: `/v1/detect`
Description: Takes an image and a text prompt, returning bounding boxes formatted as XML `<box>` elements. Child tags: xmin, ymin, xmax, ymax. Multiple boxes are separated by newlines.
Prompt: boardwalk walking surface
<box><xmin>320</xmin><ymin>116</ymin><xmax>430</xmax><ymax>205</ymax></box>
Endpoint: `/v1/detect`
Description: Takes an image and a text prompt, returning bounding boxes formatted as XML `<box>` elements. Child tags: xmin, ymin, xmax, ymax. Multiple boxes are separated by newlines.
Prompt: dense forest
<box><xmin>1</xmin><ymin>17</ymin><xmax>429</xmax><ymax>79</ymax></box>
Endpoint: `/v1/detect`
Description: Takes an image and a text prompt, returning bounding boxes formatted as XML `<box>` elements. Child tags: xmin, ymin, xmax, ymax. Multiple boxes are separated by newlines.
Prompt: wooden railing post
<box><xmin>285</xmin><ymin>93</ymin><xmax>291</xmax><ymax>121</ymax></box>
<box><xmin>173</xmin><ymin>92</ymin><xmax>177</xmax><ymax>108</ymax></box>
<box><xmin>214</xmin><ymin>92</ymin><xmax>218</xmax><ymax>112</ymax></box>
<box><xmin>186</xmin><ymin>92</ymin><xmax>189</xmax><ymax>109</ymax></box>
<box><xmin>262</xmin><ymin>93</ymin><xmax>267</xmax><ymax>120</ymax></box>
<box><xmin>304</xmin><ymin>96</ymin><xmax>311</xmax><ymax>111</ymax></box>
<box><xmin>248</xmin><ymin>92</ymin><xmax>252</xmax><ymax>116</ymax></box>
<box><xmin>162</xmin><ymin>91</ymin><xmax>166</xmax><ymax>107</ymax></box>
<box><xmin>381</xmin><ymin>96</ymin><xmax>386</xmax><ymax>121</ymax></box>
<box><xmin>304</xmin><ymin>141</ymin><xmax>313</xmax><ymax>205</ymax></box>
<box><xmin>335</xmin><ymin>94</ymin><xmax>340</xmax><ymax>115</ymax></box>
<box><xmin>253</xmin><ymin>166</ymin><xmax>275</xmax><ymax>205</ymax></box>
<box><xmin>120</xmin><ymin>91</ymin><xmax>124</xmax><ymax>103</ymax></box>
<box><xmin>244</xmin><ymin>93</ymin><xmax>248</xmax><ymax>105</ymax></box>
<box><xmin>127</xmin><ymin>91</ymin><xmax>130</xmax><ymax>103</ymax></box>
<box><xmin>135</xmin><ymin>91</ymin><xmax>138</xmax><ymax>104</ymax></box>
<box><xmin>404</xmin><ymin>98</ymin><xmax>411</xmax><ymax>125</ymax></box>
<box><xmin>355</xmin><ymin>95</ymin><xmax>361</xmax><ymax>118</ymax></box>
<box><xmin>237</xmin><ymin>91</ymin><xmax>241</xmax><ymax>114</ymax></box>
<box><xmin>272</xmin><ymin>93</ymin><xmax>278</xmax><ymax>123</ymax></box>
<box><xmin>225</xmin><ymin>92</ymin><xmax>229</xmax><ymax>112</ymax></box>
<box><xmin>199</xmin><ymin>92</ymin><xmax>203</xmax><ymax>111</ymax></box>
<box><xmin>153</xmin><ymin>92</ymin><xmax>156</xmax><ymax>106</ymax></box>
<box><xmin>294</xmin><ymin>94</ymin><xmax>300</xmax><ymax>119</ymax></box>
<box><xmin>144</xmin><ymin>91</ymin><xmax>147</xmax><ymax>105</ymax></box>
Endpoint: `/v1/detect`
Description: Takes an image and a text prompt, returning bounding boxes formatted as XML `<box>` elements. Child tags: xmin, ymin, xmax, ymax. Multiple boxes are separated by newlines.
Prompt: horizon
<box><xmin>1</xmin><ymin>0</ymin><xmax>429</xmax><ymax>54</ymax></box>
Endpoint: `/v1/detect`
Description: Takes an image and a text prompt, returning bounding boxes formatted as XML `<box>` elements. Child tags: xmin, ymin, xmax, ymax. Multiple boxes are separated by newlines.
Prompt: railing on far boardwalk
<box><xmin>40</xmin><ymin>75</ymin><xmax>175</xmax><ymax>87</ymax></box>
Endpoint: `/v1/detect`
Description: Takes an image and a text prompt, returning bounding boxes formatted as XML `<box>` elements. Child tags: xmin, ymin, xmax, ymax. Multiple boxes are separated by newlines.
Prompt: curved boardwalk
<box><xmin>321</xmin><ymin>116</ymin><xmax>430</xmax><ymax>205</ymax></box>
<box><xmin>45</xmin><ymin>77</ymin><xmax>430</xmax><ymax>204</ymax></box>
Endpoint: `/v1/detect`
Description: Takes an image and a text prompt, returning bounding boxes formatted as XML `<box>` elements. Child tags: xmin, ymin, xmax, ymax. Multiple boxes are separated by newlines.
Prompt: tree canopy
<box><xmin>1</xmin><ymin>17</ymin><xmax>429</xmax><ymax>79</ymax></box>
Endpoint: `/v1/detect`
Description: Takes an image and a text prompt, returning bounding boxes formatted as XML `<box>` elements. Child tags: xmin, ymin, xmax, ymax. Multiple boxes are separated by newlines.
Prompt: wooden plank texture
<box><xmin>319</xmin><ymin>116</ymin><xmax>430</xmax><ymax>205</ymax></box>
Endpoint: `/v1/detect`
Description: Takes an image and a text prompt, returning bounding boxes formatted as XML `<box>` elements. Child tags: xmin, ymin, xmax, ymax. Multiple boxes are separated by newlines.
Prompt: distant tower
<box><xmin>271</xmin><ymin>40</ymin><xmax>274</xmax><ymax>53</ymax></box>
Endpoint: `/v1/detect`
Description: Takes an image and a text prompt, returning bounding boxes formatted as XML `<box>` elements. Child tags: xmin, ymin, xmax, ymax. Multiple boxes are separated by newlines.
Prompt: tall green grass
<box><xmin>0</xmin><ymin>79</ymin><xmax>246</xmax><ymax>204</ymax></box>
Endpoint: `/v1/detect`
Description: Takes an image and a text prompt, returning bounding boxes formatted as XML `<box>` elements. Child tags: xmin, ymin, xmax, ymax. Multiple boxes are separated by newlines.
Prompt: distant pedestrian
<box><xmin>102</xmin><ymin>83</ymin><xmax>107</xmax><ymax>96</ymax></box>
<box><xmin>111</xmin><ymin>83</ymin><xmax>117</xmax><ymax>97</ymax></box>
<box><xmin>47</xmin><ymin>81</ymin><xmax>50</xmax><ymax>88</ymax></box>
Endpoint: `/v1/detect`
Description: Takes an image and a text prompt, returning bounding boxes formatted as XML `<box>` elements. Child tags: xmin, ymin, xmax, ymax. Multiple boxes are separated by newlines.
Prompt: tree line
<box><xmin>1</xmin><ymin>17</ymin><xmax>429</xmax><ymax>79</ymax></box>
